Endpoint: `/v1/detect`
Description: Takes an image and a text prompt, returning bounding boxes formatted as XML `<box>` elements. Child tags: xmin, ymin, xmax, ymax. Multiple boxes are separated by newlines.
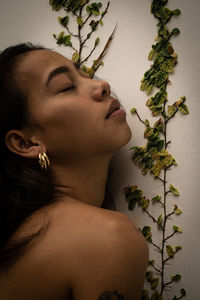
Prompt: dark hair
<box><xmin>0</xmin><ymin>42</ymin><xmax>59</xmax><ymax>269</ymax></box>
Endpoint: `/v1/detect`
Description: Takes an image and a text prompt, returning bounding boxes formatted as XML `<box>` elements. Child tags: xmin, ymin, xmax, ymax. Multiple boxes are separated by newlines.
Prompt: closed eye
<box><xmin>60</xmin><ymin>86</ymin><xmax>75</xmax><ymax>93</ymax></box>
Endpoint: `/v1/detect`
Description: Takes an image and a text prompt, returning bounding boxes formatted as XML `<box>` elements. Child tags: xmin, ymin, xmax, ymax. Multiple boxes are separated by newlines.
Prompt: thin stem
<box><xmin>156</xmin><ymin>176</ymin><xmax>165</xmax><ymax>183</ymax></box>
<box><xmin>163</xmin><ymin>248</ymin><xmax>180</xmax><ymax>264</ymax></box>
<box><xmin>78</xmin><ymin>6</ymin><xmax>83</xmax><ymax>62</ymax></box>
<box><xmin>160</xmin><ymin>99</ymin><xmax>168</xmax><ymax>296</ymax></box>
<box><xmin>83</xmin><ymin>12</ymin><xmax>92</xmax><ymax>25</ymax></box>
<box><xmin>143</xmin><ymin>208</ymin><xmax>157</xmax><ymax>223</ymax></box>
<box><xmin>81</xmin><ymin>2</ymin><xmax>110</xmax><ymax>48</ymax></box>
<box><xmin>165</xmin><ymin>190</ymin><xmax>171</xmax><ymax>196</ymax></box>
<box><xmin>166</xmin><ymin>140</ymin><xmax>171</xmax><ymax>148</ymax></box>
<box><xmin>90</xmin><ymin>23</ymin><xmax>116</xmax><ymax>74</ymax></box>
<box><xmin>163</xmin><ymin>256</ymin><xmax>173</xmax><ymax>264</ymax></box>
<box><xmin>65</xmin><ymin>24</ymin><xmax>78</xmax><ymax>38</ymax></box>
<box><xmin>81</xmin><ymin>42</ymin><xmax>98</xmax><ymax>64</ymax></box>
<box><xmin>152</xmin><ymin>241</ymin><xmax>162</xmax><ymax>253</ymax></box>
<box><xmin>164</xmin><ymin>231</ymin><xmax>176</xmax><ymax>242</ymax></box>
<box><xmin>166</xmin><ymin>211</ymin><xmax>175</xmax><ymax>219</ymax></box>
<box><xmin>151</xmin><ymin>264</ymin><xmax>161</xmax><ymax>275</ymax></box>
<box><xmin>166</xmin><ymin>108</ymin><xmax>179</xmax><ymax>124</ymax></box>
<box><xmin>151</xmin><ymin>263</ymin><xmax>162</xmax><ymax>275</ymax></box>
<box><xmin>163</xmin><ymin>280</ymin><xmax>173</xmax><ymax>289</ymax></box>
<box><xmin>135</xmin><ymin>110</ymin><xmax>146</xmax><ymax>126</ymax></box>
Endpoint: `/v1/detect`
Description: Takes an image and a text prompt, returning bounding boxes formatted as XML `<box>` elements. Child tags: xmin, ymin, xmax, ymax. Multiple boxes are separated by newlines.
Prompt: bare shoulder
<box><xmin>44</xmin><ymin>199</ymin><xmax>149</xmax><ymax>300</ymax></box>
<box><xmin>1</xmin><ymin>199</ymin><xmax>148</xmax><ymax>299</ymax></box>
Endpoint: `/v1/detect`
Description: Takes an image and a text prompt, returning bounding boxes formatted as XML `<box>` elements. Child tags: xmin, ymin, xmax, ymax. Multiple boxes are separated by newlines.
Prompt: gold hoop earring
<box><xmin>39</xmin><ymin>153</ymin><xmax>50</xmax><ymax>171</ymax></box>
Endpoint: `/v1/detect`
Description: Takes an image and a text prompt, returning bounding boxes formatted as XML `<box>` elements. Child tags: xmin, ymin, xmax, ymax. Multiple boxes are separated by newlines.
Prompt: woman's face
<box><xmin>17</xmin><ymin>49</ymin><xmax>132</xmax><ymax>164</ymax></box>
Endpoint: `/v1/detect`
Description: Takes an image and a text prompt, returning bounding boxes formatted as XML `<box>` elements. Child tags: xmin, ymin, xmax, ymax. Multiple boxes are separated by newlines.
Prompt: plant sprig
<box><xmin>49</xmin><ymin>0</ymin><xmax>115</xmax><ymax>77</ymax></box>
<box><xmin>125</xmin><ymin>1</ymin><xmax>188</xmax><ymax>299</ymax></box>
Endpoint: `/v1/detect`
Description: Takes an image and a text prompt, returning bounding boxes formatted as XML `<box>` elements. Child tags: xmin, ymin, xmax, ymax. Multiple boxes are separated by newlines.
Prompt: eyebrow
<box><xmin>46</xmin><ymin>62</ymin><xmax>80</xmax><ymax>87</ymax></box>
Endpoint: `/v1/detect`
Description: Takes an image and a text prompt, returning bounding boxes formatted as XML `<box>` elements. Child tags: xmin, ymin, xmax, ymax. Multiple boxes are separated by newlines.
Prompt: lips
<box><xmin>105</xmin><ymin>99</ymin><xmax>121</xmax><ymax>119</ymax></box>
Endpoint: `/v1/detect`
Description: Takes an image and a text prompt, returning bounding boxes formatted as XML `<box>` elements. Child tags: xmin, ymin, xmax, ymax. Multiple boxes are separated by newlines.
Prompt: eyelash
<box><xmin>60</xmin><ymin>86</ymin><xmax>75</xmax><ymax>93</ymax></box>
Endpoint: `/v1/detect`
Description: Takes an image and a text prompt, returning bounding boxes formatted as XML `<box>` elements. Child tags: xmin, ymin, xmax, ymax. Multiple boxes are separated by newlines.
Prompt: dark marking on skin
<box><xmin>98</xmin><ymin>290</ymin><xmax>124</xmax><ymax>299</ymax></box>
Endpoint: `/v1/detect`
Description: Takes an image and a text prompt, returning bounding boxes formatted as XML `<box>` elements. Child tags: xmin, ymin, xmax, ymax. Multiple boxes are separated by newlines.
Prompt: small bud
<box><xmin>131</xmin><ymin>107</ymin><xmax>137</xmax><ymax>114</ymax></box>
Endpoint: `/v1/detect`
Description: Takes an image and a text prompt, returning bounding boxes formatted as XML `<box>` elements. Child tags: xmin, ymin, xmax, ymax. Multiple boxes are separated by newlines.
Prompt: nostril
<box><xmin>102</xmin><ymin>89</ymin><xmax>107</xmax><ymax>97</ymax></box>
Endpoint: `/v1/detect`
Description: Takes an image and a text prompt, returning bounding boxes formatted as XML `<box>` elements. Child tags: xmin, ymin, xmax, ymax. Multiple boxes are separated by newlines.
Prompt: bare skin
<box><xmin>1</xmin><ymin>50</ymin><xmax>148</xmax><ymax>299</ymax></box>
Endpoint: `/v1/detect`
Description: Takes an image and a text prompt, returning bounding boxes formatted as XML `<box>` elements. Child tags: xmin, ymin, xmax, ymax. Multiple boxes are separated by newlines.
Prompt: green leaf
<box><xmin>144</xmin><ymin>127</ymin><xmax>153</xmax><ymax>138</ymax></box>
<box><xmin>151</xmin><ymin>195</ymin><xmax>161</xmax><ymax>204</ymax></box>
<box><xmin>178</xmin><ymin>103</ymin><xmax>189</xmax><ymax>114</ymax></box>
<box><xmin>180</xmin><ymin>288</ymin><xmax>186</xmax><ymax>296</ymax></box>
<box><xmin>72</xmin><ymin>51</ymin><xmax>79</xmax><ymax>63</ymax></box>
<box><xmin>91</xmin><ymin>21</ymin><xmax>98</xmax><ymax>31</ymax></box>
<box><xmin>173</xmin><ymin>9</ymin><xmax>181</xmax><ymax>16</ymax></box>
<box><xmin>141</xmin><ymin>289</ymin><xmax>149</xmax><ymax>300</ymax></box>
<box><xmin>148</xmin><ymin>259</ymin><xmax>155</xmax><ymax>266</ymax></box>
<box><xmin>99</xmin><ymin>20</ymin><xmax>103</xmax><ymax>26</ymax></box>
<box><xmin>128</xmin><ymin>198</ymin><xmax>137</xmax><ymax>211</ymax></box>
<box><xmin>157</xmin><ymin>140</ymin><xmax>164</xmax><ymax>151</ymax></box>
<box><xmin>77</xmin><ymin>16</ymin><xmax>83</xmax><ymax>26</ymax></box>
<box><xmin>171</xmin><ymin>274</ymin><xmax>181</xmax><ymax>281</ymax></box>
<box><xmin>92</xmin><ymin>9</ymin><xmax>100</xmax><ymax>16</ymax></box>
<box><xmin>167</xmin><ymin>43</ymin><xmax>174</xmax><ymax>54</ymax></box>
<box><xmin>155</xmin><ymin>71</ymin><xmax>168</xmax><ymax>87</ymax></box>
<box><xmin>169</xmin><ymin>184</ymin><xmax>180</xmax><ymax>196</ymax></box>
<box><xmin>160</xmin><ymin>59</ymin><xmax>175</xmax><ymax>73</ymax></box>
<box><xmin>62</xmin><ymin>34</ymin><xmax>72</xmax><ymax>46</ymax></box>
<box><xmin>173</xmin><ymin>225</ymin><xmax>183</xmax><ymax>233</ymax></box>
<box><xmin>150</xmin><ymin>163</ymin><xmax>162</xmax><ymax>177</ymax></box>
<box><xmin>148</xmin><ymin>49</ymin><xmax>155</xmax><ymax>60</ymax></box>
<box><xmin>151</xmin><ymin>291</ymin><xmax>163</xmax><ymax>300</ymax></box>
<box><xmin>159</xmin><ymin>149</ymin><xmax>169</xmax><ymax>157</ymax></box>
<box><xmin>146</xmin><ymin>270</ymin><xmax>153</xmax><ymax>281</ymax></box>
<box><xmin>86</xmin><ymin>5</ymin><xmax>92</xmax><ymax>13</ymax></box>
<box><xmin>146</xmin><ymin>97</ymin><xmax>153</xmax><ymax>107</ymax></box>
<box><xmin>175</xmin><ymin>245</ymin><xmax>182</xmax><ymax>252</ymax></box>
<box><xmin>157</xmin><ymin>214</ymin><xmax>163</xmax><ymax>228</ymax></box>
<box><xmin>154</xmin><ymin>53</ymin><xmax>164</xmax><ymax>65</ymax></box>
<box><xmin>153</xmin><ymin>118</ymin><xmax>164</xmax><ymax>131</ymax></box>
<box><xmin>158</xmin><ymin>25</ymin><xmax>170</xmax><ymax>39</ymax></box>
<box><xmin>150</xmin><ymin>277</ymin><xmax>159</xmax><ymax>290</ymax></box>
<box><xmin>174</xmin><ymin>207</ymin><xmax>182</xmax><ymax>215</ymax></box>
<box><xmin>167</xmin><ymin>105</ymin><xmax>177</xmax><ymax>117</ymax></box>
<box><xmin>142</xmin><ymin>226</ymin><xmax>152</xmax><ymax>242</ymax></box>
<box><xmin>57</xmin><ymin>31</ymin><xmax>65</xmax><ymax>40</ymax></box>
<box><xmin>166</xmin><ymin>245</ymin><xmax>174</xmax><ymax>257</ymax></box>
<box><xmin>58</xmin><ymin>15</ymin><xmax>69</xmax><ymax>27</ymax></box>
<box><xmin>146</xmin><ymin>84</ymin><xmax>154</xmax><ymax>95</ymax></box>
<box><xmin>140</xmin><ymin>199</ymin><xmax>150</xmax><ymax>209</ymax></box>
<box><xmin>172</xmin><ymin>27</ymin><xmax>180</xmax><ymax>35</ymax></box>
<box><xmin>95</xmin><ymin>37</ymin><xmax>100</xmax><ymax>45</ymax></box>
<box><xmin>87</xmin><ymin>33</ymin><xmax>91</xmax><ymax>39</ymax></box>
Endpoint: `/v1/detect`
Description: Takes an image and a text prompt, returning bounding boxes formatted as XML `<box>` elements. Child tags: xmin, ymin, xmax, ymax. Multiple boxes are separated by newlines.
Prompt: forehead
<box><xmin>17</xmin><ymin>49</ymin><xmax>73</xmax><ymax>84</ymax></box>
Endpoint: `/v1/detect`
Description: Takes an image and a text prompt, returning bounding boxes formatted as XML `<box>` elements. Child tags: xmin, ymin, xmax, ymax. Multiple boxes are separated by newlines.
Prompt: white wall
<box><xmin>0</xmin><ymin>0</ymin><xmax>199</xmax><ymax>299</ymax></box>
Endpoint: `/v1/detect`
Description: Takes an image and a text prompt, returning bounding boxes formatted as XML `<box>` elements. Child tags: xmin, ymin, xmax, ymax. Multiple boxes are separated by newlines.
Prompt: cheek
<box><xmin>35</xmin><ymin>102</ymin><xmax>101</xmax><ymax>147</ymax></box>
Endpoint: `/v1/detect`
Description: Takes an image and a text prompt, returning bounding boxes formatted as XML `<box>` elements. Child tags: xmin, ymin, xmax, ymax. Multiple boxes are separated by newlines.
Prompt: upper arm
<box><xmin>68</xmin><ymin>214</ymin><xmax>149</xmax><ymax>300</ymax></box>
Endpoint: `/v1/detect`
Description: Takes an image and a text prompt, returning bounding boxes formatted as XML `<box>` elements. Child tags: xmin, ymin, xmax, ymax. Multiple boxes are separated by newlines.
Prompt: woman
<box><xmin>0</xmin><ymin>43</ymin><xmax>149</xmax><ymax>299</ymax></box>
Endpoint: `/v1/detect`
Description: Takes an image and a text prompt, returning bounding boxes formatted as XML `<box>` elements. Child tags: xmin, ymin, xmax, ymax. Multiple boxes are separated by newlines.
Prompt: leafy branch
<box><xmin>124</xmin><ymin>1</ymin><xmax>188</xmax><ymax>299</ymax></box>
<box><xmin>49</xmin><ymin>0</ymin><xmax>115</xmax><ymax>77</ymax></box>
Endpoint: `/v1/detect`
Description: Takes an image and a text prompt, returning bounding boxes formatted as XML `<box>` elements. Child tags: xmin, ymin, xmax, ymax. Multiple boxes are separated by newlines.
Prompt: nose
<box><xmin>91</xmin><ymin>79</ymin><xmax>110</xmax><ymax>102</ymax></box>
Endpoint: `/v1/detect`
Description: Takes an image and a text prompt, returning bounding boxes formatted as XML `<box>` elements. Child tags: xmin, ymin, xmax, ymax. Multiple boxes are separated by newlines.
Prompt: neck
<box><xmin>51</xmin><ymin>155</ymin><xmax>112</xmax><ymax>208</ymax></box>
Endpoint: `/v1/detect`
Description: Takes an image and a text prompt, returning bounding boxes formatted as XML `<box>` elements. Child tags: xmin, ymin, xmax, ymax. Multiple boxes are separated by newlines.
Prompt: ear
<box><xmin>5</xmin><ymin>130</ymin><xmax>46</xmax><ymax>159</ymax></box>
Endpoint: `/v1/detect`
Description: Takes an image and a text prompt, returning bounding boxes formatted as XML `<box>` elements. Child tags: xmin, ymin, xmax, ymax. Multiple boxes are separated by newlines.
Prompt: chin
<box><xmin>111</xmin><ymin>123</ymin><xmax>132</xmax><ymax>151</ymax></box>
<box><xmin>120</xmin><ymin>124</ymin><xmax>132</xmax><ymax>146</ymax></box>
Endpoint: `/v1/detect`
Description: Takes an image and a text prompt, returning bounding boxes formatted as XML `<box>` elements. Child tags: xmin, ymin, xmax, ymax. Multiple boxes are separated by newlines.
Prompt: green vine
<box><xmin>49</xmin><ymin>0</ymin><xmax>116</xmax><ymax>77</ymax></box>
<box><xmin>124</xmin><ymin>1</ymin><xmax>188</xmax><ymax>299</ymax></box>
